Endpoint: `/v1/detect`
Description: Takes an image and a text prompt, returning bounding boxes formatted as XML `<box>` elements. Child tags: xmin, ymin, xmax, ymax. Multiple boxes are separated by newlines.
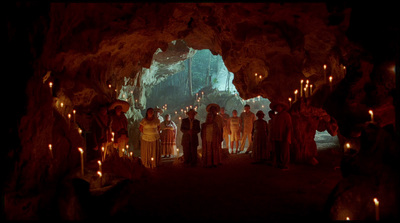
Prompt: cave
<box><xmin>4</xmin><ymin>2</ymin><xmax>399</xmax><ymax>221</ymax></box>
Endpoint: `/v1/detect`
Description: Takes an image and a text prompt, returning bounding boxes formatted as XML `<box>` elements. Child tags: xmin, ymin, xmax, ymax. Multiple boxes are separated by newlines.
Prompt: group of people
<box><xmin>90</xmin><ymin>99</ymin><xmax>293</xmax><ymax>170</ymax></box>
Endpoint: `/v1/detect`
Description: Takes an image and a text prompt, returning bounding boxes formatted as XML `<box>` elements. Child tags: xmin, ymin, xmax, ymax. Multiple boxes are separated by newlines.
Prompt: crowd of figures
<box><xmin>88</xmin><ymin>99</ymin><xmax>293</xmax><ymax>170</ymax></box>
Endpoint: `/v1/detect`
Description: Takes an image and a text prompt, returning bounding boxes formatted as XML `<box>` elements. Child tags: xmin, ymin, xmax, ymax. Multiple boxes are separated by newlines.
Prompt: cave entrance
<box><xmin>120</xmin><ymin>41</ymin><xmax>271</xmax><ymax>157</ymax></box>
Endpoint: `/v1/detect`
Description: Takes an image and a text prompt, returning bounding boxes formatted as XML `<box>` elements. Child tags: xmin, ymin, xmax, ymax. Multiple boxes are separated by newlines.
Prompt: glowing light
<box><xmin>369</xmin><ymin>110</ymin><xmax>374</xmax><ymax>122</ymax></box>
<box><xmin>323</xmin><ymin>64</ymin><xmax>327</xmax><ymax>70</ymax></box>
<box><xmin>373</xmin><ymin>198</ymin><xmax>380</xmax><ymax>220</ymax></box>
<box><xmin>48</xmin><ymin>144</ymin><xmax>53</xmax><ymax>159</ymax></box>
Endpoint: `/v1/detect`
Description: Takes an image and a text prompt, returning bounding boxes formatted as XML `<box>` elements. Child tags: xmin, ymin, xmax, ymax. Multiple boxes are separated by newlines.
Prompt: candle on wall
<box><xmin>369</xmin><ymin>110</ymin><xmax>374</xmax><ymax>122</ymax></box>
<box><xmin>300</xmin><ymin>80</ymin><xmax>304</xmax><ymax>97</ymax></box>
<box><xmin>310</xmin><ymin>84</ymin><xmax>313</xmax><ymax>95</ymax></box>
<box><xmin>329</xmin><ymin>76</ymin><xmax>333</xmax><ymax>91</ymax></box>
<box><xmin>49</xmin><ymin>82</ymin><xmax>53</xmax><ymax>95</ymax></box>
<box><xmin>294</xmin><ymin>90</ymin><xmax>298</xmax><ymax>102</ymax></box>
<box><xmin>78</xmin><ymin>147</ymin><xmax>84</xmax><ymax>176</ymax></box>
<box><xmin>373</xmin><ymin>198</ymin><xmax>379</xmax><ymax>220</ymax></box>
<box><xmin>323</xmin><ymin>64</ymin><xmax>327</xmax><ymax>84</ymax></box>
<box><xmin>48</xmin><ymin>144</ymin><xmax>53</xmax><ymax>159</ymax></box>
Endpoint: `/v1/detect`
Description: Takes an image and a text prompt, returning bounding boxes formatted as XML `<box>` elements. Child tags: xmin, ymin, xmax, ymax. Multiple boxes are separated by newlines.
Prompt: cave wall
<box><xmin>5</xmin><ymin>1</ymin><xmax>398</xmax><ymax>220</ymax></box>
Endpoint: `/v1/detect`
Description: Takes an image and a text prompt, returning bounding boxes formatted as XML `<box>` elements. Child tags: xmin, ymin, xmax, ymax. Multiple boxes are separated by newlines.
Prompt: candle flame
<box><xmin>294</xmin><ymin>90</ymin><xmax>298</xmax><ymax>94</ymax></box>
<box><xmin>49</xmin><ymin>82</ymin><xmax>53</xmax><ymax>87</ymax></box>
<box><xmin>48</xmin><ymin>144</ymin><xmax>52</xmax><ymax>150</ymax></box>
<box><xmin>97</xmin><ymin>171</ymin><xmax>102</xmax><ymax>177</ymax></box>
<box><xmin>78</xmin><ymin>147</ymin><xmax>83</xmax><ymax>154</ymax></box>
<box><xmin>73</xmin><ymin>109</ymin><xmax>76</xmax><ymax>114</ymax></box>
<box><xmin>130</xmin><ymin>152</ymin><xmax>133</xmax><ymax>156</ymax></box>
<box><xmin>255</xmin><ymin>73</ymin><xmax>258</xmax><ymax>76</ymax></box>
<box><xmin>306</xmin><ymin>79</ymin><xmax>309</xmax><ymax>84</ymax></box>
<box><xmin>374</xmin><ymin>198</ymin><xmax>379</xmax><ymax>205</ymax></box>
<box><xmin>369</xmin><ymin>110</ymin><xmax>373</xmax><ymax>115</ymax></box>
<box><xmin>151</xmin><ymin>157</ymin><xmax>154</xmax><ymax>161</ymax></box>
<box><xmin>288</xmin><ymin>97</ymin><xmax>292</xmax><ymax>102</ymax></box>
<box><xmin>98</xmin><ymin>160</ymin><xmax>102</xmax><ymax>166</ymax></box>
<box><xmin>345</xmin><ymin>143</ymin><xmax>350</xmax><ymax>149</ymax></box>
<box><xmin>300</xmin><ymin>79</ymin><xmax>304</xmax><ymax>83</ymax></box>
<box><xmin>101</xmin><ymin>146</ymin><xmax>104</xmax><ymax>152</ymax></box>
<box><xmin>346</xmin><ymin>217</ymin><xmax>350</xmax><ymax>220</ymax></box>
<box><xmin>329</xmin><ymin>76</ymin><xmax>333</xmax><ymax>82</ymax></box>
<box><xmin>323</xmin><ymin>64</ymin><xmax>327</xmax><ymax>69</ymax></box>
<box><xmin>68</xmin><ymin>113</ymin><xmax>71</xmax><ymax>119</ymax></box>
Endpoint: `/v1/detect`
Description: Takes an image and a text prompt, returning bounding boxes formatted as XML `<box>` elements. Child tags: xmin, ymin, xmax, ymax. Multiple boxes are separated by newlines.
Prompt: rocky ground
<box><xmin>115</xmin><ymin>146</ymin><xmax>342</xmax><ymax>222</ymax></box>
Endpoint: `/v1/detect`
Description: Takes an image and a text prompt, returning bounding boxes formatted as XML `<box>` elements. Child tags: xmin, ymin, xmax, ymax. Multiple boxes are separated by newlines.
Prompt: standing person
<box><xmin>201</xmin><ymin>113</ymin><xmax>222</xmax><ymax>168</ymax></box>
<box><xmin>239</xmin><ymin>104</ymin><xmax>256</xmax><ymax>153</ymax></box>
<box><xmin>251</xmin><ymin>110</ymin><xmax>268</xmax><ymax>164</ymax></box>
<box><xmin>160</xmin><ymin>114</ymin><xmax>177</xmax><ymax>158</ymax></box>
<box><xmin>228</xmin><ymin>110</ymin><xmax>241</xmax><ymax>154</ymax></box>
<box><xmin>91</xmin><ymin>105</ymin><xmax>111</xmax><ymax>161</ymax></box>
<box><xmin>181</xmin><ymin>109</ymin><xmax>201</xmax><ymax>166</ymax></box>
<box><xmin>206</xmin><ymin>103</ymin><xmax>223</xmax><ymax>165</ymax></box>
<box><xmin>266</xmin><ymin>110</ymin><xmax>276</xmax><ymax>163</ymax></box>
<box><xmin>219</xmin><ymin>107</ymin><xmax>230</xmax><ymax>150</ymax></box>
<box><xmin>109</xmin><ymin>100</ymin><xmax>130</xmax><ymax>157</ymax></box>
<box><xmin>270</xmin><ymin>101</ymin><xmax>292</xmax><ymax>170</ymax></box>
<box><xmin>139</xmin><ymin>108</ymin><xmax>161</xmax><ymax>168</ymax></box>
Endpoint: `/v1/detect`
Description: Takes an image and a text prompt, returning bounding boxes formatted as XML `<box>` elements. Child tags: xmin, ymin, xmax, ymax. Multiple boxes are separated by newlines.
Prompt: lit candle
<box><xmin>373</xmin><ymin>198</ymin><xmax>379</xmax><ymax>220</ymax></box>
<box><xmin>294</xmin><ymin>89</ymin><xmax>298</xmax><ymax>101</ymax></box>
<box><xmin>97</xmin><ymin>160</ymin><xmax>102</xmax><ymax>173</ymax></box>
<box><xmin>329</xmin><ymin>76</ymin><xmax>333</xmax><ymax>91</ymax></box>
<box><xmin>259</xmin><ymin>75</ymin><xmax>262</xmax><ymax>79</ymax></box>
<box><xmin>60</xmin><ymin>102</ymin><xmax>64</xmax><ymax>108</ymax></box>
<box><xmin>151</xmin><ymin>157</ymin><xmax>154</xmax><ymax>168</ymax></box>
<box><xmin>130</xmin><ymin>152</ymin><xmax>133</xmax><ymax>159</ymax></box>
<box><xmin>78</xmin><ymin>147</ymin><xmax>84</xmax><ymax>176</ymax></box>
<box><xmin>288</xmin><ymin>97</ymin><xmax>292</xmax><ymax>107</ymax></box>
<box><xmin>369</xmin><ymin>110</ymin><xmax>374</xmax><ymax>122</ymax></box>
<box><xmin>304</xmin><ymin>87</ymin><xmax>307</xmax><ymax>98</ymax></box>
<box><xmin>101</xmin><ymin>146</ymin><xmax>105</xmax><ymax>162</ymax></box>
<box><xmin>343</xmin><ymin>66</ymin><xmax>346</xmax><ymax>78</ymax></box>
<box><xmin>48</xmin><ymin>144</ymin><xmax>53</xmax><ymax>159</ymax></box>
<box><xmin>49</xmin><ymin>82</ymin><xmax>53</xmax><ymax>95</ymax></box>
<box><xmin>346</xmin><ymin>217</ymin><xmax>350</xmax><ymax>220</ymax></box>
<box><xmin>72</xmin><ymin>109</ymin><xmax>76</xmax><ymax>124</ymax></box>
<box><xmin>300</xmin><ymin>80</ymin><xmax>304</xmax><ymax>97</ymax></box>
<box><xmin>254</xmin><ymin>73</ymin><xmax>258</xmax><ymax>77</ymax></box>
<box><xmin>305</xmin><ymin>84</ymin><xmax>309</xmax><ymax>97</ymax></box>
<box><xmin>97</xmin><ymin>171</ymin><xmax>102</xmax><ymax>187</ymax></box>
<box><xmin>67</xmin><ymin>113</ymin><xmax>71</xmax><ymax>129</ymax></box>
<box><xmin>310</xmin><ymin>84</ymin><xmax>313</xmax><ymax>95</ymax></box>
<box><xmin>108</xmin><ymin>84</ymin><xmax>112</xmax><ymax>89</ymax></box>
<box><xmin>324</xmin><ymin>64</ymin><xmax>327</xmax><ymax>84</ymax></box>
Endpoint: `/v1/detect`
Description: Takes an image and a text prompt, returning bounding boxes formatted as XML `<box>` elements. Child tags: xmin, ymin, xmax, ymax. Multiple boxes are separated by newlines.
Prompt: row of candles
<box><xmin>343</xmin><ymin>142</ymin><xmax>380</xmax><ymax>221</ymax></box>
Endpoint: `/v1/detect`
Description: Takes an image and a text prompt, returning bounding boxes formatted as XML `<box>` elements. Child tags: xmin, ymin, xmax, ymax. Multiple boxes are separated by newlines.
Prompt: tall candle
<box><xmin>294</xmin><ymin>89</ymin><xmax>298</xmax><ymax>101</ymax></box>
<box><xmin>304</xmin><ymin>87</ymin><xmax>307</xmax><ymax>98</ymax></box>
<box><xmin>97</xmin><ymin>171</ymin><xmax>102</xmax><ymax>187</ymax></box>
<box><xmin>343</xmin><ymin>66</ymin><xmax>346</xmax><ymax>78</ymax></box>
<box><xmin>324</xmin><ymin>64</ymin><xmax>327</xmax><ymax>84</ymax></box>
<box><xmin>329</xmin><ymin>76</ymin><xmax>333</xmax><ymax>91</ymax></box>
<box><xmin>369</xmin><ymin>110</ymin><xmax>374</xmax><ymax>122</ymax></box>
<box><xmin>130</xmin><ymin>152</ymin><xmax>133</xmax><ymax>159</ymax></box>
<box><xmin>78</xmin><ymin>147</ymin><xmax>84</xmax><ymax>176</ymax></box>
<box><xmin>310</xmin><ymin>84</ymin><xmax>313</xmax><ymax>95</ymax></box>
<box><xmin>300</xmin><ymin>80</ymin><xmax>304</xmax><ymax>97</ymax></box>
<box><xmin>48</xmin><ymin>144</ymin><xmax>53</xmax><ymax>159</ymax></box>
<box><xmin>288</xmin><ymin>97</ymin><xmax>292</xmax><ymax>107</ymax></box>
<box><xmin>151</xmin><ymin>157</ymin><xmax>154</xmax><ymax>168</ymax></box>
<box><xmin>101</xmin><ymin>146</ymin><xmax>105</xmax><ymax>162</ymax></box>
<box><xmin>97</xmin><ymin>160</ymin><xmax>102</xmax><ymax>173</ymax></box>
<box><xmin>373</xmin><ymin>198</ymin><xmax>379</xmax><ymax>220</ymax></box>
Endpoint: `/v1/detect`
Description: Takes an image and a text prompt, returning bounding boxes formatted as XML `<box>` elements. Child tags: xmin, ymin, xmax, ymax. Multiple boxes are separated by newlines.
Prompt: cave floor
<box><xmin>117</xmin><ymin>148</ymin><xmax>342</xmax><ymax>222</ymax></box>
